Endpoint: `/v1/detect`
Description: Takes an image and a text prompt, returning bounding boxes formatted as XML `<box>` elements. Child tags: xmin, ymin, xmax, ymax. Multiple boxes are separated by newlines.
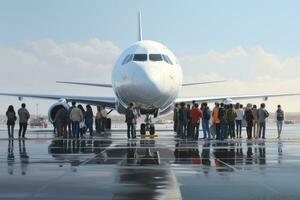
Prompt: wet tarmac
<box><xmin>0</xmin><ymin>126</ymin><xmax>300</xmax><ymax>200</ymax></box>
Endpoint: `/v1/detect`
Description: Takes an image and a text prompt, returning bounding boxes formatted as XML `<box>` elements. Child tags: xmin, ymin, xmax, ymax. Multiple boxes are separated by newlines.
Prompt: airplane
<box><xmin>1</xmin><ymin>12</ymin><xmax>300</xmax><ymax>135</ymax></box>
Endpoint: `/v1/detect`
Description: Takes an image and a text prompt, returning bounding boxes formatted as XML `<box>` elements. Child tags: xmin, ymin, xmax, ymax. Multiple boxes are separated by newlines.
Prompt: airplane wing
<box><xmin>56</xmin><ymin>81</ymin><xmax>112</xmax><ymax>88</ymax></box>
<box><xmin>175</xmin><ymin>93</ymin><xmax>300</xmax><ymax>104</ymax></box>
<box><xmin>0</xmin><ymin>92</ymin><xmax>116</xmax><ymax>108</ymax></box>
<box><xmin>181</xmin><ymin>80</ymin><xmax>226</xmax><ymax>86</ymax></box>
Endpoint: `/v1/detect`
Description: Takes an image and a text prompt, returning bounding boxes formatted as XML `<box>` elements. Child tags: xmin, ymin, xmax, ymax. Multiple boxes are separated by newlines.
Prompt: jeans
<box><xmin>259</xmin><ymin>122</ymin><xmax>266</xmax><ymax>138</ymax></box>
<box><xmin>236</xmin><ymin>120</ymin><xmax>242</xmax><ymax>137</ymax></box>
<box><xmin>86</xmin><ymin>123</ymin><xmax>93</xmax><ymax>136</ymax></box>
<box><xmin>277</xmin><ymin>120</ymin><xmax>283</xmax><ymax>137</ymax></box>
<box><xmin>127</xmin><ymin>123</ymin><xmax>134</xmax><ymax>139</ymax></box>
<box><xmin>228</xmin><ymin>121</ymin><xmax>235</xmax><ymax>138</ymax></box>
<box><xmin>202</xmin><ymin>120</ymin><xmax>211</xmax><ymax>139</ymax></box>
<box><xmin>8</xmin><ymin>124</ymin><xmax>15</xmax><ymax>138</ymax></box>
<box><xmin>220</xmin><ymin>121</ymin><xmax>227</xmax><ymax>140</ymax></box>
<box><xmin>215</xmin><ymin>123</ymin><xmax>221</xmax><ymax>140</ymax></box>
<box><xmin>179</xmin><ymin>122</ymin><xmax>187</xmax><ymax>138</ymax></box>
<box><xmin>19</xmin><ymin>123</ymin><xmax>27</xmax><ymax>138</ymax></box>
<box><xmin>72</xmin><ymin>121</ymin><xmax>80</xmax><ymax>139</ymax></box>
<box><xmin>246</xmin><ymin>122</ymin><xmax>253</xmax><ymax>139</ymax></box>
<box><xmin>192</xmin><ymin>123</ymin><xmax>199</xmax><ymax>140</ymax></box>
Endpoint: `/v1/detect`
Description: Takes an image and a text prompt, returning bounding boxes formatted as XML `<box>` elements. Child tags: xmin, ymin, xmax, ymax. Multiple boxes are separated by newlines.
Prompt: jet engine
<box><xmin>48</xmin><ymin>99</ymin><xmax>70</xmax><ymax>123</ymax></box>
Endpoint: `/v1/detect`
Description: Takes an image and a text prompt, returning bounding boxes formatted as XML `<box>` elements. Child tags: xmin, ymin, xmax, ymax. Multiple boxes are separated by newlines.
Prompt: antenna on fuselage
<box><xmin>138</xmin><ymin>11</ymin><xmax>143</xmax><ymax>41</ymax></box>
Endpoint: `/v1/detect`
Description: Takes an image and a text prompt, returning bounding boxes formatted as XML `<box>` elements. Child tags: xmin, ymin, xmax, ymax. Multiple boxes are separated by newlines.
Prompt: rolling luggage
<box><xmin>106</xmin><ymin>118</ymin><xmax>111</xmax><ymax>130</ymax></box>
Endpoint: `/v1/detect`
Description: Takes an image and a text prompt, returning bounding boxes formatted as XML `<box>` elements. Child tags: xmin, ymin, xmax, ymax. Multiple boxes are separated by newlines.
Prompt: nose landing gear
<box><xmin>140</xmin><ymin>114</ymin><xmax>155</xmax><ymax>135</ymax></box>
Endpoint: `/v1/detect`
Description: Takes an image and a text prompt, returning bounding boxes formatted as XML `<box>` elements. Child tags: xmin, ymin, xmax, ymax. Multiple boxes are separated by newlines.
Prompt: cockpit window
<box><xmin>162</xmin><ymin>54</ymin><xmax>173</xmax><ymax>65</ymax></box>
<box><xmin>122</xmin><ymin>54</ymin><xmax>134</xmax><ymax>65</ymax></box>
<box><xmin>122</xmin><ymin>55</ymin><xmax>130</xmax><ymax>65</ymax></box>
<box><xmin>149</xmin><ymin>54</ymin><xmax>163</xmax><ymax>61</ymax></box>
<box><xmin>133</xmin><ymin>54</ymin><xmax>147</xmax><ymax>61</ymax></box>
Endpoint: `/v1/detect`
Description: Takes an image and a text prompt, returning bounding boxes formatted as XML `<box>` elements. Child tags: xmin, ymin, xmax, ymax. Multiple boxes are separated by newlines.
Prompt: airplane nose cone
<box><xmin>128</xmin><ymin>62</ymin><xmax>174</xmax><ymax>107</ymax></box>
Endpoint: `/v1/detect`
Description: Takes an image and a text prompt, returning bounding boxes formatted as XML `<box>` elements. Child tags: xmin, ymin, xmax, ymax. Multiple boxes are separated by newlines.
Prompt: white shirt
<box><xmin>236</xmin><ymin>108</ymin><xmax>244</xmax><ymax>120</ymax></box>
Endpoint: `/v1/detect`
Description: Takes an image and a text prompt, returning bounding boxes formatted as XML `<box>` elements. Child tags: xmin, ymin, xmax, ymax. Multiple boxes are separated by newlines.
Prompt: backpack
<box><xmin>7</xmin><ymin>112</ymin><xmax>16</xmax><ymax>122</ymax></box>
<box><xmin>125</xmin><ymin>109</ymin><xmax>134</xmax><ymax>122</ymax></box>
<box><xmin>227</xmin><ymin>109</ymin><xmax>237</xmax><ymax>122</ymax></box>
<box><xmin>218</xmin><ymin>107</ymin><xmax>225</xmax><ymax>121</ymax></box>
<box><xmin>203</xmin><ymin>107</ymin><xmax>211</xmax><ymax>120</ymax></box>
<box><xmin>277</xmin><ymin>110</ymin><xmax>284</xmax><ymax>121</ymax></box>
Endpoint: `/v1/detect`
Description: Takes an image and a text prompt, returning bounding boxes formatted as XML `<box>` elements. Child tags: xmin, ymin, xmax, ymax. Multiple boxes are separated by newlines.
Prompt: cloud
<box><xmin>178</xmin><ymin>47</ymin><xmax>300</xmax><ymax>112</ymax></box>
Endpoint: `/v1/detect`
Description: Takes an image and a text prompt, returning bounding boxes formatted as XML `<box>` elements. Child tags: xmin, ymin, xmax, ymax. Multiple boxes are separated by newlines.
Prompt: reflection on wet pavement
<box><xmin>0</xmin><ymin>129</ymin><xmax>300</xmax><ymax>199</ymax></box>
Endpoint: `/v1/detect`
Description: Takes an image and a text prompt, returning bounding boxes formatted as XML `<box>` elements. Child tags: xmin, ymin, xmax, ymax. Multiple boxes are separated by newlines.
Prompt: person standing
<box><xmin>173</xmin><ymin>103</ymin><xmax>179</xmax><ymax>134</ymax></box>
<box><xmin>125</xmin><ymin>103</ymin><xmax>135</xmax><ymax>139</ymax></box>
<box><xmin>226</xmin><ymin>104</ymin><xmax>237</xmax><ymax>139</ymax></box>
<box><xmin>212</xmin><ymin>103</ymin><xmax>221</xmax><ymax>140</ymax></box>
<box><xmin>95</xmin><ymin>106</ymin><xmax>102</xmax><ymax>133</ymax></box>
<box><xmin>235</xmin><ymin>103</ymin><xmax>244</xmax><ymax>139</ymax></box>
<box><xmin>258</xmin><ymin>103</ymin><xmax>269</xmax><ymax>139</ymax></box>
<box><xmin>186</xmin><ymin>104</ymin><xmax>192</xmax><ymax>138</ymax></box>
<box><xmin>69</xmin><ymin>105</ymin><xmax>83</xmax><ymax>139</ymax></box>
<box><xmin>276</xmin><ymin>105</ymin><xmax>284</xmax><ymax>139</ymax></box>
<box><xmin>100</xmin><ymin>106</ymin><xmax>108</xmax><ymax>131</ymax></box>
<box><xmin>68</xmin><ymin>102</ymin><xmax>76</xmax><ymax>137</ymax></box>
<box><xmin>252</xmin><ymin>105</ymin><xmax>259</xmax><ymax>139</ymax></box>
<box><xmin>18</xmin><ymin>103</ymin><xmax>30</xmax><ymax>139</ymax></box>
<box><xmin>178</xmin><ymin>102</ymin><xmax>188</xmax><ymax>139</ymax></box>
<box><xmin>85</xmin><ymin>105</ymin><xmax>94</xmax><ymax>136</ymax></box>
<box><xmin>132</xmin><ymin>106</ymin><xmax>140</xmax><ymax>138</ymax></box>
<box><xmin>202</xmin><ymin>102</ymin><xmax>211</xmax><ymax>139</ymax></box>
<box><xmin>6</xmin><ymin>105</ymin><xmax>17</xmax><ymax>139</ymax></box>
<box><xmin>218</xmin><ymin>103</ymin><xmax>227</xmax><ymax>140</ymax></box>
<box><xmin>190</xmin><ymin>103</ymin><xmax>202</xmax><ymax>140</ymax></box>
<box><xmin>54</xmin><ymin>107</ymin><xmax>69</xmax><ymax>138</ymax></box>
<box><xmin>77</xmin><ymin>104</ymin><xmax>86</xmax><ymax>137</ymax></box>
<box><xmin>244</xmin><ymin>104</ymin><xmax>254</xmax><ymax>139</ymax></box>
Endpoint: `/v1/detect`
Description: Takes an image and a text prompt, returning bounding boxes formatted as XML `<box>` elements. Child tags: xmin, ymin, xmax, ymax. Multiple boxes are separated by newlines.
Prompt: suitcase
<box><xmin>106</xmin><ymin>118</ymin><xmax>111</xmax><ymax>130</ymax></box>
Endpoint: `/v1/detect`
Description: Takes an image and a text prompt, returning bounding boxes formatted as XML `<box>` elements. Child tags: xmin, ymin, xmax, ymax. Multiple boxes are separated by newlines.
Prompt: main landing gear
<box><xmin>140</xmin><ymin>114</ymin><xmax>155</xmax><ymax>135</ymax></box>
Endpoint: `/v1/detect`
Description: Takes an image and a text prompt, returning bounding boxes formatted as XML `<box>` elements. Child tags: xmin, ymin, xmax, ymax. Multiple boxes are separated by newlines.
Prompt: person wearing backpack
<box><xmin>6</xmin><ymin>105</ymin><xmax>17</xmax><ymax>139</ymax></box>
<box><xmin>244</xmin><ymin>104</ymin><xmax>254</xmax><ymax>139</ymax></box>
<box><xmin>201</xmin><ymin>102</ymin><xmax>211</xmax><ymax>139</ymax></box>
<box><xmin>276</xmin><ymin>105</ymin><xmax>284</xmax><ymax>139</ymax></box>
<box><xmin>258</xmin><ymin>103</ymin><xmax>269</xmax><ymax>139</ymax></box>
<box><xmin>18</xmin><ymin>103</ymin><xmax>30</xmax><ymax>139</ymax></box>
<box><xmin>235</xmin><ymin>103</ymin><xmax>244</xmax><ymax>139</ymax></box>
<box><xmin>125</xmin><ymin>103</ymin><xmax>135</xmax><ymax>139</ymax></box>
<box><xmin>226</xmin><ymin>104</ymin><xmax>237</xmax><ymax>139</ymax></box>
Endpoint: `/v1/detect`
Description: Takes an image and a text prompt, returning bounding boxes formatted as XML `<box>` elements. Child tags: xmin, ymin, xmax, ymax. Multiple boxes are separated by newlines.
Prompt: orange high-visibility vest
<box><xmin>213</xmin><ymin>107</ymin><xmax>220</xmax><ymax>124</ymax></box>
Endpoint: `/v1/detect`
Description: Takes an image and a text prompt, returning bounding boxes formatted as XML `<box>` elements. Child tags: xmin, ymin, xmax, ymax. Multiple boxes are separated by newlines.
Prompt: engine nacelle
<box><xmin>115</xmin><ymin>101</ymin><xmax>127</xmax><ymax>114</ymax></box>
<box><xmin>48</xmin><ymin>99</ymin><xmax>70</xmax><ymax>123</ymax></box>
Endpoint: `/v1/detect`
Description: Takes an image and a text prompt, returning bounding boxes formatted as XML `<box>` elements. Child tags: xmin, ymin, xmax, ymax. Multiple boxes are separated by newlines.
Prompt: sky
<box><xmin>1</xmin><ymin>0</ymin><xmax>300</xmax><ymax>115</ymax></box>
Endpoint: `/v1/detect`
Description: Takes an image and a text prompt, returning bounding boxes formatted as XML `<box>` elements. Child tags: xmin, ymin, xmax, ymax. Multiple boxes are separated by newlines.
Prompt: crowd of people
<box><xmin>4</xmin><ymin>101</ymin><xmax>285</xmax><ymax>140</ymax></box>
<box><xmin>5</xmin><ymin>102</ymin><xmax>110</xmax><ymax>139</ymax></box>
<box><xmin>173</xmin><ymin>101</ymin><xmax>285</xmax><ymax>140</ymax></box>
<box><xmin>54</xmin><ymin>102</ymin><xmax>109</xmax><ymax>138</ymax></box>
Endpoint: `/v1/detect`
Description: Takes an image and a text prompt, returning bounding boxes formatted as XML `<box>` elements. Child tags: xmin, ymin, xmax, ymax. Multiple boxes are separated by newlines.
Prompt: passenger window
<box><xmin>133</xmin><ymin>54</ymin><xmax>147</xmax><ymax>61</ymax></box>
<box><xmin>149</xmin><ymin>54</ymin><xmax>163</xmax><ymax>61</ymax></box>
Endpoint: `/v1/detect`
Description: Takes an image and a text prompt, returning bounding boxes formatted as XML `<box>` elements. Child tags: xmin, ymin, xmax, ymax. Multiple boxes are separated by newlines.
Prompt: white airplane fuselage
<box><xmin>112</xmin><ymin>40</ymin><xmax>182</xmax><ymax>114</ymax></box>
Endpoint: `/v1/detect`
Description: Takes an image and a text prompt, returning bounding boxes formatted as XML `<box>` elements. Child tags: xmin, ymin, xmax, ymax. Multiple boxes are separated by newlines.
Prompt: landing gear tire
<box><xmin>150</xmin><ymin>124</ymin><xmax>155</xmax><ymax>135</ymax></box>
<box><xmin>140</xmin><ymin>123</ymin><xmax>146</xmax><ymax>135</ymax></box>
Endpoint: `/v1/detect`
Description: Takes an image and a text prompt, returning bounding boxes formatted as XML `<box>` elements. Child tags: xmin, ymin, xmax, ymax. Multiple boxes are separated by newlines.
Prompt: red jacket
<box><xmin>190</xmin><ymin>107</ymin><xmax>202</xmax><ymax>124</ymax></box>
